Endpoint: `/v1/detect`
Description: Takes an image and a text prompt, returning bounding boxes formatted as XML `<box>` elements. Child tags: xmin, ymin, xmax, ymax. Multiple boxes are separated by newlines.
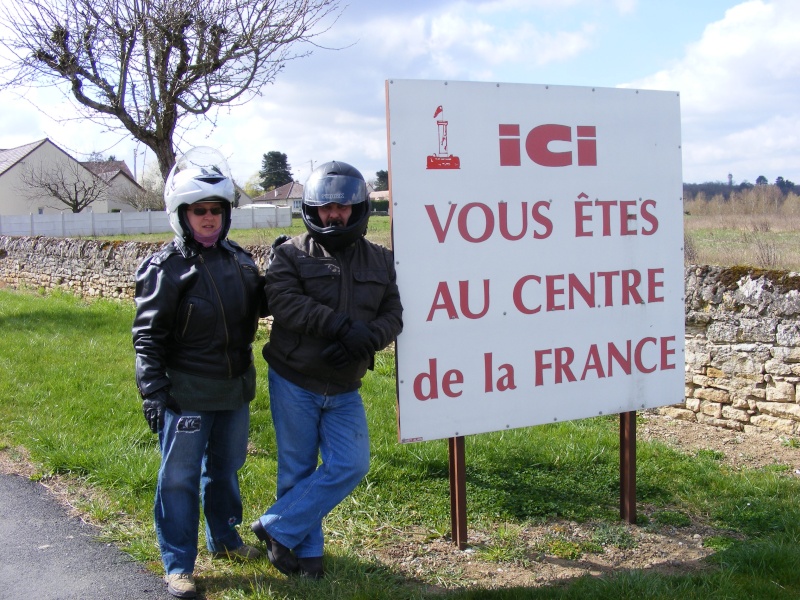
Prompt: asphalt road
<box><xmin>0</xmin><ymin>473</ymin><xmax>172</xmax><ymax>600</ymax></box>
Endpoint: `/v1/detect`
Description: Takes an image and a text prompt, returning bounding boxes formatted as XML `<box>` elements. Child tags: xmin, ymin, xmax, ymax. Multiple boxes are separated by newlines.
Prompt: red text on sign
<box><xmin>425</xmin><ymin>201</ymin><xmax>552</xmax><ymax>243</ymax></box>
<box><xmin>499</xmin><ymin>124</ymin><xmax>597</xmax><ymax>167</ymax></box>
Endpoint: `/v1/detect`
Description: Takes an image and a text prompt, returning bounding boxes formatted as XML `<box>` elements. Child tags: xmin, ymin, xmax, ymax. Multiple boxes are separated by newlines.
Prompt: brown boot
<box><xmin>164</xmin><ymin>573</ymin><xmax>196</xmax><ymax>598</ymax></box>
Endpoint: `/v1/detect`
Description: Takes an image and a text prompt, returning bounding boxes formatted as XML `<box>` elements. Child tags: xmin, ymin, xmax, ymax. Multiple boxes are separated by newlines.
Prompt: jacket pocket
<box><xmin>352</xmin><ymin>268</ymin><xmax>390</xmax><ymax>313</ymax></box>
<box><xmin>175</xmin><ymin>296</ymin><xmax>216</xmax><ymax>347</ymax></box>
<box><xmin>298</xmin><ymin>260</ymin><xmax>340</xmax><ymax>306</ymax></box>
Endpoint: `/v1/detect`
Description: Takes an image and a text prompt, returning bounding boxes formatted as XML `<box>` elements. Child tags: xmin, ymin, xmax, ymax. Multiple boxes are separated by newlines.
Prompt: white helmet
<box><xmin>164</xmin><ymin>146</ymin><xmax>235</xmax><ymax>239</ymax></box>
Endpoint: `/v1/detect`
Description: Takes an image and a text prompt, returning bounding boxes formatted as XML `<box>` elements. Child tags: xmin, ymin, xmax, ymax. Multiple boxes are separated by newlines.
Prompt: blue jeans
<box><xmin>256</xmin><ymin>369</ymin><xmax>370</xmax><ymax>558</ymax></box>
<box><xmin>155</xmin><ymin>405</ymin><xmax>250</xmax><ymax>574</ymax></box>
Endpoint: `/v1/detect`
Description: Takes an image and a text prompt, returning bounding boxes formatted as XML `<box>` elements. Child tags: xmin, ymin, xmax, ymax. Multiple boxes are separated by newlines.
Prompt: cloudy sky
<box><xmin>1</xmin><ymin>0</ymin><xmax>797</xmax><ymax>188</ymax></box>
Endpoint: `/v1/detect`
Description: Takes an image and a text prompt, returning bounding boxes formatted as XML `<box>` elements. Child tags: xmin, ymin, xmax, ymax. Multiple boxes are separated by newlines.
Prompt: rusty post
<box><xmin>448</xmin><ymin>436</ymin><xmax>468</xmax><ymax>549</ymax></box>
<box><xmin>620</xmin><ymin>411</ymin><xmax>637</xmax><ymax>524</ymax></box>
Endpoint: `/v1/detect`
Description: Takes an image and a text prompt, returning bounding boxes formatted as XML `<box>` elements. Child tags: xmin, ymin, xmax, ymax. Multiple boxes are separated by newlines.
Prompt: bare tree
<box><xmin>118</xmin><ymin>160</ymin><xmax>165</xmax><ymax>211</ymax></box>
<box><xmin>0</xmin><ymin>0</ymin><xmax>342</xmax><ymax>178</ymax></box>
<box><xmin>18</xmin><ymin>159</ymin><xmax>109</xmax><ymax>212</ymax></box>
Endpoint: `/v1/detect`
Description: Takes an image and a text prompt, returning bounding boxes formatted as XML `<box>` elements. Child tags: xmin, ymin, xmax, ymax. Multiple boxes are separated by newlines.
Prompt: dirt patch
<box><xmin>366</xmin><ymin>412</ymin><xmax>800</xmax><ymax>591</ymax></box>
<box><xmin>3</xmin><ymin>412</ymin><xmax>800</xmax><ymax>592</ymax></box>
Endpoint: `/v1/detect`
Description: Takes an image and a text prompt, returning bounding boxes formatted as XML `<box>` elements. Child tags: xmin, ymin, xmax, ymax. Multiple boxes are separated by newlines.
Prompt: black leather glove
<box><xmin>272</xmin><ymin>234</ymin><xmax>291</xmax><ymax>249</ymax></box>
<box><xmin>268</xmin><ymin>234</ymin><xmax>292</xmax><ymax>266</ymax></box>
<box><xmin>339</xmin><ymin>320</ymin><xmax>379</xmax><ymax>362</ymax></box>
<box><xmin>321</xmin><ymin>342</ymin><xmax>350</xmax><ymax>369</ymax></box>
<box><xmin>141</xmin><ymin>389</ymin><xmax>182</xmax><ymax>434</ymax></box>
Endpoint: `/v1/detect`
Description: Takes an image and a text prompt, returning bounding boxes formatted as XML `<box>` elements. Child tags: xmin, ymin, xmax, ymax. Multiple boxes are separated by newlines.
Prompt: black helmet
<box><xmin>302</xmin><ymin>160</ymin><xmax>370</xmax><ymax>251</ymax></box>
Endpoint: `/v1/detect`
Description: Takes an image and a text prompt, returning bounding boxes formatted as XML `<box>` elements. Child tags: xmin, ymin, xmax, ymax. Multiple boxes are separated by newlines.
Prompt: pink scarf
<box><xmin>193</xmin><ymin>225</ymin><xmax>222</xmax><ymax>248</ymax></box>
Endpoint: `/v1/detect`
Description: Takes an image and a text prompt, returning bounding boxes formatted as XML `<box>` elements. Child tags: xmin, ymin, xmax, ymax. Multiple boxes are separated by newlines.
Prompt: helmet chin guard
<box><xmin>302</xmin><ymin>160</ymin><xmax>370</xmax><ymax>251</ymax></box>
<box><xmin>164</xmin><ymin>147</ymin><xmax>235</xmax><ymax>241</ymax></box>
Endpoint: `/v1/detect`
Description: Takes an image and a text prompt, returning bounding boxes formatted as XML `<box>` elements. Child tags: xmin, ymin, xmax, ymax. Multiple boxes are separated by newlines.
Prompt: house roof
<box><xmin>253</xmin><ymin>181</ymin><xmax>304</xmax><ymax>203</ymax></box>
<box><xmin>82</xmin><ymin>160</ymin><xmax>136</xmax><ymax>182</ymax></box>
<box><xmin>0</xmin><ymin>139</ymin><xmax>48</xmax><ymax>177</ymax></box>
<box><xmin>1</xmin><ymin>138</ymin><xmax>143</xmax><ymax>197</ymax></box>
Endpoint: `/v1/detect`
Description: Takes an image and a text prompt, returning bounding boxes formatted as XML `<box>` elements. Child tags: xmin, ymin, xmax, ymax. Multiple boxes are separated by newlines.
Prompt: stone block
<box><xmin>696</xmin><ymin>413</ymin><xmax>744</xmax><ymax>431</ymax></box>
<box><xmin>749</xmin><ymin>414</ymin><xmax>798</xmax><ymax>435</ymax></box>
<box><xmin>755</xmin><ymin>401</ymin><xmax>800</xmax><ymax>420</ymax></box>
<box><xmin>700</xmin><ymin>400</ymin><xmax>723</xmax><ymax>418</ymax></box>
<box><xmin>659</xmin><ymin>407</ymin><xmax>697</xmax><ymax>421</ymax></box>
<box><xmin>765</xmin><ymin>381</ymin><xmax>796</xmax><ymax>403</ymax></box>
<box><xmin>694</xmin><ymin>388</ymin><xmax>731</xmax><ymax>404</ymax></box>
<box><xmin>721</xmin><ymin>406</ymin><xmax>750</xmax><ymax>423</ymax></box>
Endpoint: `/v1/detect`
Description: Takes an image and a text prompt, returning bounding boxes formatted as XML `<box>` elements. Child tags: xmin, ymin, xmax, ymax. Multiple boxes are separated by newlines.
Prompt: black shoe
<box><xmin>298</xmin><ymin>556</ymin><xmax>324</xmax><ymax>580</ymax></box>
<box><xmin>250</xmin><ymin>520</ymin><xmax>300</xmax><ymax>575</ymax></box>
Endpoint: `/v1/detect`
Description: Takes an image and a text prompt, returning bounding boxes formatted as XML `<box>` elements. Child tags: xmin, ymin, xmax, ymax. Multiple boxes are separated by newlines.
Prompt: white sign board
<box><xmin>387</xmin><ymin>79</ymin><xmax>684</xmax><ymax>444</ymax></box>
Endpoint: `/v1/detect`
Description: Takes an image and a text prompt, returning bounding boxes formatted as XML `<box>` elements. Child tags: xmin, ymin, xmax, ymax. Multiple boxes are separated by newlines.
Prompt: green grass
<box><xmin>2</xmin><ymin>287</ymin><xmax>800</xmax><ymax>598</ymax></box>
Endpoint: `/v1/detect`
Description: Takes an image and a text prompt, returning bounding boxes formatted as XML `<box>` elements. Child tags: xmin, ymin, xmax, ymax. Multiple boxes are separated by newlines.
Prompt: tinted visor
<box><xmin>305</xmin><ymin>174</ymin><xmax>367</xmax><ymax>207</ymax></box>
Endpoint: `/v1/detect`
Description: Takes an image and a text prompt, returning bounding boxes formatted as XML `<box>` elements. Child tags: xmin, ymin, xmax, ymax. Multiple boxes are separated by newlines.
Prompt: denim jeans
<box><xmin>257</xmin><ymin>369</ymin><xmax>370</xmax><ymax>558</ymax></box>
<box><xmin>155</xmin><ymin>404</ymin><xmax>250</xmax><ymax>574</ymax></box>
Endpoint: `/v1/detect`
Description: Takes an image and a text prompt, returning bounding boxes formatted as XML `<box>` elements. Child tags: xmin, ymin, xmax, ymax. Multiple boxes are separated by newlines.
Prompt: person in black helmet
<box><xmin>251</xmin><ymin>161</ymin><xmax>403</xmax><ymax>579</ymax></box>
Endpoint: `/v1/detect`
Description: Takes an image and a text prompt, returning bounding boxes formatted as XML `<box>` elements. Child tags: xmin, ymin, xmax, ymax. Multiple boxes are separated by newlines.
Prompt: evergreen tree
<box><xmin>374</xmin><ymin>169</ymin><xmax>389</xmax><ymax>191</ymax></box>
<box><xmin>259</xmin><ymin>151</ymin><xmax>293</xmax><ymax>191</ymax></box>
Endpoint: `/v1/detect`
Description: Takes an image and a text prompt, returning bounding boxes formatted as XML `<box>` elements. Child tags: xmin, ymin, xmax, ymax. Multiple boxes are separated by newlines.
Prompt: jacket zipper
<box><xmin>181</xmin><ymin>304</ymin><xmax>194</xmax><ymax>337</ymax></box>
<box><xmin>198</xmin><ymin>253</ymin><xmax>233</xmax><ymax>378</ymax></box>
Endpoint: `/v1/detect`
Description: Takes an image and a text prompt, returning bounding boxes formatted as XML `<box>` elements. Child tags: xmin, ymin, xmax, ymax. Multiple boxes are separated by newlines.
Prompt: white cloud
<box><xmin>622</xmin><ymin>0</ymin><xmax>800</xmax><ymax>182</ymax></box>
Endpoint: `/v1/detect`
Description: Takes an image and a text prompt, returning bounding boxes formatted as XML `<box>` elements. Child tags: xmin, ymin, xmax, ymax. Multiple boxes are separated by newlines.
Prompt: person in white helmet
<box><xmin>132</xmin><ymin>147</ymin><xmax>267</xmax><ymax>599</ymax></box>
<box><xmin>251</xmin><ymin>161</ymin><xmax>403</xmax><ymax>580</ymax></box>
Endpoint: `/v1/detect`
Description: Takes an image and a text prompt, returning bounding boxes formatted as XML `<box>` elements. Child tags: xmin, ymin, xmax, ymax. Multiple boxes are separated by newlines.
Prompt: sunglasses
<box><xmin>190</xmin><ymin>206</ymin><xmax>224</xmax><ymax>216</ymax></box>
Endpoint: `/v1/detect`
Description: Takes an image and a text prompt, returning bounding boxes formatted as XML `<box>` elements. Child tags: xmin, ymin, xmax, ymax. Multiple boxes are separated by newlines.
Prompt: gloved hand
<box><xmin>339</xmin><ymin>320</ymin><xmax>379</xmax><ymax>362</ymax></box>
<box><xmin>322</xmin><ymin>342</ymin><xmax>350</xmax><ymax>369</ymax></box>
<box><xmin>141</xmin><ymin>389</ymin><xmax>182</xmax><ymax>434</ymax></box>
<box><xmin>322</xmin><ymin>320</ymin><xmax>379</xmax><ymax>368</ymax></box>
<box><xmin>272</xmin><ymin>234</ymin><xmax>291</xmax><ymax>249</ymax></box>
<box><xmin>268</xmin><ymin>234</ymin><xmax>292</xmax><ymax>266</ymax></box>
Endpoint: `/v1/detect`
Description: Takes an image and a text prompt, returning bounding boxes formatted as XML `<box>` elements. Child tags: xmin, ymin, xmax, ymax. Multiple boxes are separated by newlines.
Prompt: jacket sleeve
<box><xmin>368</xmin><ymin>247</ymin><xmax>404</xmax><ymax>350</ymax></box>
<box><xmin>264</xmin><ymin>243</ymin><xmax>341</xmax><ymax>339</ymax></box>
<box><xmin>132</xmin><ymin>256</ymin><xmax>180</xmax><ymax>397</ymax></box>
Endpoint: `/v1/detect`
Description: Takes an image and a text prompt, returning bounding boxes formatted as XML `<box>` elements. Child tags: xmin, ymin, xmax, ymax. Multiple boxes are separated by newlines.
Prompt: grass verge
<box><xmin>1</xmin><ymin>288</ymin><xmax>800</xmax><ymax>599</ymax></box>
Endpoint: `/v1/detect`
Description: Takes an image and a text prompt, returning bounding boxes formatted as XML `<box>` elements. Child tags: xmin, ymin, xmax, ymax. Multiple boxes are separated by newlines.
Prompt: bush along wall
<box><xmin>3</xmin><ymin>235</ymin><xmax>800</xmax><ymax>437</ymax></box>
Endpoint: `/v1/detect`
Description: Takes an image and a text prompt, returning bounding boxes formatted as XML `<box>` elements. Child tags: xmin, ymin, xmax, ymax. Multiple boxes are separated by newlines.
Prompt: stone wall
<box><xmin>673</xmin><ymin>265</ymin><xmax>800</xmax><ymax>436</ymax></box>
<box><xmin>0</xmin><ymin>235</ymin><xmax>271</xmax><ymax>300</ymax></box>
<box><xmin>3</xmin><ymin>236</ymin><xmax>800</xmax><ymax>437</ymax></box>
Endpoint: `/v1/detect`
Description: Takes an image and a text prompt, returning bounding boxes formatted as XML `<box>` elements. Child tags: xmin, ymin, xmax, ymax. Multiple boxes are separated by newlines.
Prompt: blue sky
<box><xmin>1</xmin><ymin>0</ymin><xmax>797</xmax><ymax>188</ymax></box>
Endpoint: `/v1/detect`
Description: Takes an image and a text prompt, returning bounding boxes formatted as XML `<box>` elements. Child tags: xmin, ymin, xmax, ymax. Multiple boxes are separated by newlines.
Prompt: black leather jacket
<box><xmin>133</xmin><ymin>237</ymin><xmax>266</xmax><ymax>398</ymax></box>
<box><xmin>262</xmin><ymin>232</ymin><xmax>403</xmax><ymax>394</ymax></box>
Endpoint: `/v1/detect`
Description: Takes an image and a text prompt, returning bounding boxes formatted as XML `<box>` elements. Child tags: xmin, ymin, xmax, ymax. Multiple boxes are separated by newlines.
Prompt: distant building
<box><xmin>252</xmin><ymin>181</ymin><xmax>304</xmax><ymax>214</ymax></box>
<box><xmin>0</xmin><ymin>138</ymin><xmax>140</xmax><ymax>215</ymax></box>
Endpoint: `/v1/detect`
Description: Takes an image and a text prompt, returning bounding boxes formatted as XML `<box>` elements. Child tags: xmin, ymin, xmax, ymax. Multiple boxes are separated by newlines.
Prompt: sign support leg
<box><xmin>448</xmin><ymin>436</ymin><xmax>468</xmax><ymax>549</ymax></box>
<box><xmin>620</xmin><ymin>411</ymin><xmax>637</xmax><ymax>524</ymax></box>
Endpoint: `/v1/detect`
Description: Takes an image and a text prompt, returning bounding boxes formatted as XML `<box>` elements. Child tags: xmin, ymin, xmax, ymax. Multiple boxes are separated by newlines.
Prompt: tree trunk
<box><xmin>150</xmin><ymin>140</ymin><xmax>178</xmax><ymax>182</ymax></box>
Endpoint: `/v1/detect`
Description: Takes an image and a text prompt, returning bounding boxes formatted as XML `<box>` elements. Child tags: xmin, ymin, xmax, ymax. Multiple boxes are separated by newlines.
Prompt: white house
<box><xmin>81</xmin><ymin>159</ymin><xmax>142</xmax><ymax>213</ymax></box>
<box><xmin>0</xmin><ymin>138</ymin><xmax>139</xmax><ymax>216</ymax></box>
<box><xmin>252</xmin><ymin>181</ymin><xmax>305</xmax><ymax>214</ymax></box>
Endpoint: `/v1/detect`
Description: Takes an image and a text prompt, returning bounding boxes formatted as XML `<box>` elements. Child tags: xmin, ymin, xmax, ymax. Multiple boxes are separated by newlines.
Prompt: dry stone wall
<box><xmin>675</xmin><ymin>265</ymin><xmax>800</xmax><ymax>436</ymax></box>
<box><xmin>0</xmin><ymin>235</ymin><xmax>271</xmax><ymax>300</ymax></box>
<box><xmin>3</xmin><ymin>236</ymin><xmax>800</xmax><ymax>437</ymax></box>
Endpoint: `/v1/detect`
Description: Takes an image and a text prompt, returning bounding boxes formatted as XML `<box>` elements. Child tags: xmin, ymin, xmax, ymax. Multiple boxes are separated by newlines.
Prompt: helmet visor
<box><xmin>304</xmin><ymin>174</ymin><xmax>367</xmax><ymax>207</ymax></box>
<box><xmin>173</xmin><ymin>147</ymin><xmax>233</xmax><ymax>181</ymax></box>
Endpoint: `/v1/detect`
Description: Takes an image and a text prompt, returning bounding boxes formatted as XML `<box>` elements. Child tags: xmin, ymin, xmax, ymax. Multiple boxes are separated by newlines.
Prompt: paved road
<box><xmin>0</xmin><ymin>473</ymin><xmax>172</xmax><ymax>600</ymax></box>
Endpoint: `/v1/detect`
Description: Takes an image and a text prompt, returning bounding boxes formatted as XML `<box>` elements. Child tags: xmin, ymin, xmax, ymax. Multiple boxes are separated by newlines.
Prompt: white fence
<box><xmin>0</xmin><ymin>205</ymin><xmax>292</xmax><ymax>237</ymax></box>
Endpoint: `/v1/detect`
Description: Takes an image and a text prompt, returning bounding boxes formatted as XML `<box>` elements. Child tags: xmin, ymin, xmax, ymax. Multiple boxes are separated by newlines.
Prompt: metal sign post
<box><xmin>448</xmin><ymin>436</ymin><xmax>468</xmax><ymax>549</ymax></box>
<box><xmin>620</xmin><ymin>411</ymin><xmax>637</xmax><ymax>523</ymax></box>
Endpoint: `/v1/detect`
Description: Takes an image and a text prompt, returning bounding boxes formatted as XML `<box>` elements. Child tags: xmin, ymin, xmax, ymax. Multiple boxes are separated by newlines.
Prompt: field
<box><xmin>684</xmin><ymin>188</ymin><xmax>800</xmax><ymax>271</ymax></box>
<box><xmin>2</xmin><ymin>193</ymin><xmax>800</xmax><ymax>598</ymax></box>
